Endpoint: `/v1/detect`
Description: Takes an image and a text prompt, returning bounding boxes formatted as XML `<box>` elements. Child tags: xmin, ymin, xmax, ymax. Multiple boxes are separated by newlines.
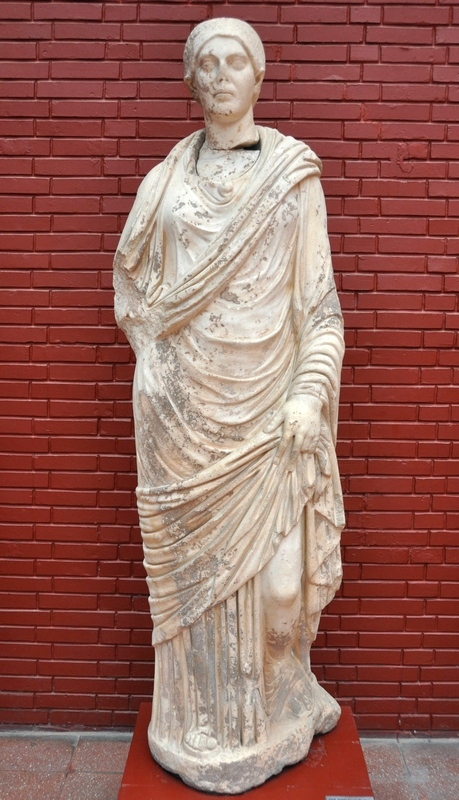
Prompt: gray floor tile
<box><xmin>0</xmin><ymin>738</ymin><xmax>74</xmax><ymax>772</ymax></box>
<box><xmin>70</xmin><ymin>739</ymin><xmax>130</xmax><ymax>773</ymax></box>
<box><xmin>369</xmin><ymin>777</ymin><xmax>419</xmax><ymax>800</ymax></box>
<box><xmin>400</xmin><ymin>739</ymin><xmax>459</xmax><ymax>800</ymax></box>
<box><xmin>0</xmin><ymin>770</ymin><xmax>65</xmax><ymax>800</ymax></box>
<box><xmin>361</xmin><ymin>738</ymin><xmax>409</xmax><ymax>782</ymax></box>
<box><xmin>59</xmin><ymin>771</ymin><xmax>122</xmax><ymax>800</ymax></box>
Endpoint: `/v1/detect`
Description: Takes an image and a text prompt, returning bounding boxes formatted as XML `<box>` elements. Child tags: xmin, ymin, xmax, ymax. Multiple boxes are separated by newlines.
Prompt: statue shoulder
<box><xmin>116</xmin><ymin>130</ymin><xmax>204</xmax><ymax>260</ymax></box>
<box><xmin>135</xmin><ymin>129</ymin><xmax>204</xmax><ymax>204</ymax></box>
<box><xmin>257</xmin><ymin>126</ymin><xmax>321</xmax><ymax>173</ymax></box>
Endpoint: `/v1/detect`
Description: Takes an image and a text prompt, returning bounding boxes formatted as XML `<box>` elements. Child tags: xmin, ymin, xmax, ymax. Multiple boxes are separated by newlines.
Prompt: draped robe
<box><xmin>113</xmin><ymin>126</ymin><xmax>345</xmax><ymax>776</ymax></box>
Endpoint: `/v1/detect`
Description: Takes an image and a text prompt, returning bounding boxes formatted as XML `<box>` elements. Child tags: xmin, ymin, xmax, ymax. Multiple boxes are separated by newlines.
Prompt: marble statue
<box><xmin>113</xmin><ymin>18</ymin><xmax>345</xmax><ymax>794</ymax></box>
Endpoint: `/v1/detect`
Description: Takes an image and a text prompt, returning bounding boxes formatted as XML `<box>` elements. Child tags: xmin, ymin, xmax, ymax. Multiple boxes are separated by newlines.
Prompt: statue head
<box><xmin>183</xmin><ymin>18</ymin><xmax>265</xmax><ymax>108</ymax></box>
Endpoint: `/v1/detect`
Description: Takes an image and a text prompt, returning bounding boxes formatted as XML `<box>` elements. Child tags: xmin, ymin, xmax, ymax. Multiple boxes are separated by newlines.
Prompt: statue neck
<box><xmin>203</xmin><ymin>111</ymin><xmax>259</xmax><ymax>151</ymax></box>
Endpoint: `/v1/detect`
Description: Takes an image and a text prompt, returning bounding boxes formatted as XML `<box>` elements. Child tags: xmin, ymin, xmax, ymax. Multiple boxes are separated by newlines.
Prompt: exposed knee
<box><xmin>262</xmin><ymin>521</ymin><xmax>303</xmax><ymax>609</ymax></box>
<box><xmin>268</xmin><ymin>578</ymin><xmax>301</xmax><ymax>609</ymax></box>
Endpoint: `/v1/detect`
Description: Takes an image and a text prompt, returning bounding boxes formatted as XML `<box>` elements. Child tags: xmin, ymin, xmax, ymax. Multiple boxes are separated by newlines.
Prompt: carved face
<box><xmin>192</xmin><ymin>36</ymin><xmax>262</xmax><ymax>122</ymax></box>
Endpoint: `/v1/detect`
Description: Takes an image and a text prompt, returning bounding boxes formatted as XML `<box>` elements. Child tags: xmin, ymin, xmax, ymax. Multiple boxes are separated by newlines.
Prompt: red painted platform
<box><xmin>118</xmin><ymin>702</ymin><xmax>374</xmax><ymax>799</ymax></box>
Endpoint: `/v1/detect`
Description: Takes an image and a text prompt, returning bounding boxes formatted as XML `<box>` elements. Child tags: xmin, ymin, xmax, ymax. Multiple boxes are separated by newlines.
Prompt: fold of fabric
<box><xmin>113</xmin><ymin>126</ymin><xmax>345</xmax><ymax>646</ymax></box>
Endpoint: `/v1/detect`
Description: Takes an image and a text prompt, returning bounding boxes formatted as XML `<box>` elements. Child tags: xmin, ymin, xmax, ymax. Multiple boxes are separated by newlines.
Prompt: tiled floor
<box><xmin>361</xmin><ymin>737</ymin><xmax>459</xmax><ymax>800</ymax></box>
<box><xmin>0</xmin><ymin>730</ymin><xmax>458</xmax><ymax>800</ymax></box>
<box><xmin>0</xmin><ymin>733</ymin><xmax>131</xmax><ymax>800</ymax></box>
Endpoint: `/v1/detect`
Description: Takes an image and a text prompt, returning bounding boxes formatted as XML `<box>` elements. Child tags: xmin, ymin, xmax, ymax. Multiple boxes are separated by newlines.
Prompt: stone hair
<box><xmin>183</xmin><ymin>18</ymin><xmax>266</xmax><ymax>86</ymax></box>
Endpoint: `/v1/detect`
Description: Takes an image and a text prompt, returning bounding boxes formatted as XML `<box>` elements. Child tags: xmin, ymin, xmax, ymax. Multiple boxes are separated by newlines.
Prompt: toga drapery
<box><xmin>113</xmin><ymin>126</ymin><xmax>345</xmax><ymax>651</ymax></box>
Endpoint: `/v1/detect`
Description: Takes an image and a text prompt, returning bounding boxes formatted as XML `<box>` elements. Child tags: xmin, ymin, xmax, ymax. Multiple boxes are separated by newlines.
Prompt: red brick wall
<box><xmin>0</xmin><ymin>1</ymin><xmax>458</xmax><ymax>731</ymax></box>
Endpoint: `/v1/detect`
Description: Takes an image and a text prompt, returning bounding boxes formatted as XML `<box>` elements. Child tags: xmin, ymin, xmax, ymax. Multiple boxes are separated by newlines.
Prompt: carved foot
<box><xmin>184</xmin><ymin>725</ymin><xmax>218</xmax><ymax>753</ymax></box>
<box><xmin>307</xmin><ymin>670</ymin><xmax>341</xmax><ymax>734</ymax></box>
<box><xmin>265</xmin><ymin>653</ymin><xmax>312</xmax><ymax>722</ymax></box>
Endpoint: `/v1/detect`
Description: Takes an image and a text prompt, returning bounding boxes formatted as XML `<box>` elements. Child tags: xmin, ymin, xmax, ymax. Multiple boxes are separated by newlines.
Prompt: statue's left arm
<box><xmin>265</xmin><ymin>175</ymin><xmax>344</xmax><ymax>472</ymax></box>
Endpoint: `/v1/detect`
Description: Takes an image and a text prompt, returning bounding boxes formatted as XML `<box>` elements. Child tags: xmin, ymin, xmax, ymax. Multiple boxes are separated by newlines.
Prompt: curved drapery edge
<box><xmin>138</xmin><ymin>421</ymin><xmax>343</xmax><ymax>645</ymax></box>
<box><xmin>114</xmin><ymin>129</ymin><xmax>345</xmax><ymax>647</ymax></box>
<box><xmin>114</xmin><ymin>127</ymin><xmax>322</xmax><ymax>342</ymax></box>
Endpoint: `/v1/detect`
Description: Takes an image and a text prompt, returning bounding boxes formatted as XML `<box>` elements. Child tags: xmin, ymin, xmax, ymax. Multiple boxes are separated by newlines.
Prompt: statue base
<box><xmin>118</xmin><ymin>702</ymin><xmax>374</xmax><ymax>799</ymax></box>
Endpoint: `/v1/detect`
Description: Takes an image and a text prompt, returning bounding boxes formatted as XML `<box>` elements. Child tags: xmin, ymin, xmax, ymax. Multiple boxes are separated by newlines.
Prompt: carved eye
<box><xmin>199</xmin><ymin>57</ymin><xmax>216</xmax><ymax>73</ymax></box>
<box><xmin>229</xmin><ymin>56</ymin><xmax>247</xmax><ymax>70</ymax></box>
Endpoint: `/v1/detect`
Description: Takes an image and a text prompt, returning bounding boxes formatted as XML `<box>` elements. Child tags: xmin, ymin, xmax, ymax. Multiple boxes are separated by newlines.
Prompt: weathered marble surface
<box><xmin>114</xmin><ymin>18</ymin><xmax>345</xmax><ymax>794</ymax></box>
